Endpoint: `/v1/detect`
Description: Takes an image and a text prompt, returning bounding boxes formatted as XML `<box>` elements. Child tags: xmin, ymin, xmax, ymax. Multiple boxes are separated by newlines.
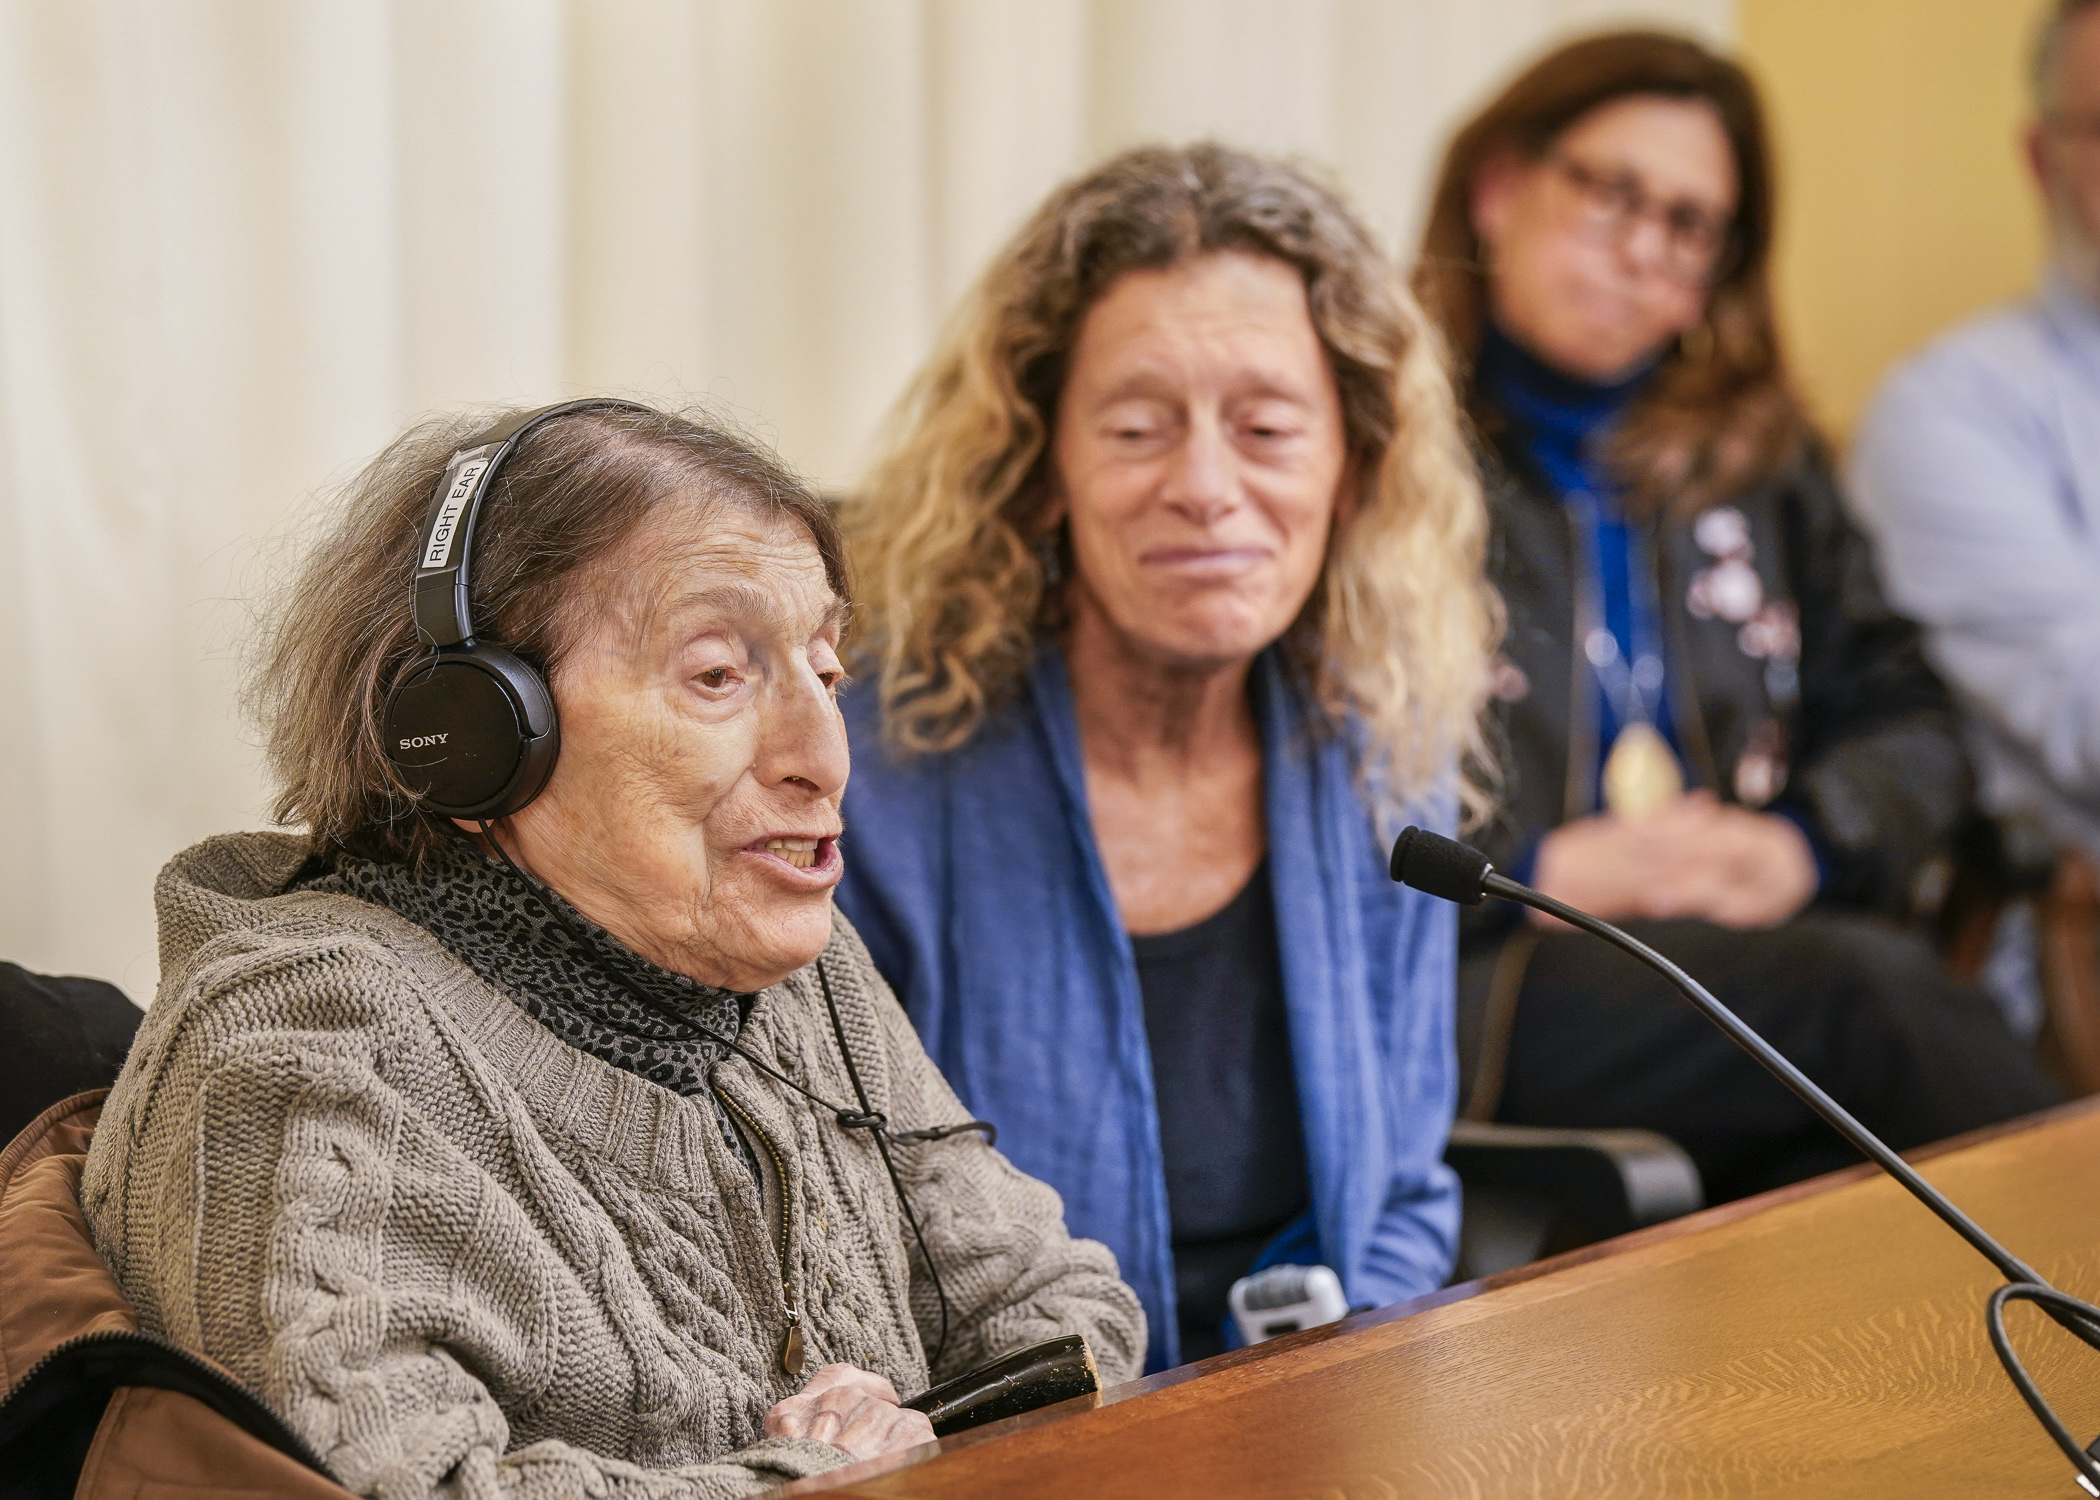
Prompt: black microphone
<box><xmin>1391</xmin><ymin>824</ymin><xmax>2100</xmax><ymax>1491</ymax></box>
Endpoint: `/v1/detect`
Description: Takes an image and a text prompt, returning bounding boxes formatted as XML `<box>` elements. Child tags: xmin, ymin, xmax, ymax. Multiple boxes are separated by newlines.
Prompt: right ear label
<box><xmin>423</xmin><ymin>457</ymin><xmax>491</xmax><ymax>569</ymax></box>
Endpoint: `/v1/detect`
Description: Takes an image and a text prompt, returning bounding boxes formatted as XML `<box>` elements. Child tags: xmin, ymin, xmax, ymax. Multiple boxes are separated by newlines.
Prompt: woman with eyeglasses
<box><xmin>1414</xmin><ymin>31</ymin><xmax>2058</xmax><ymax>1204</ymax></box>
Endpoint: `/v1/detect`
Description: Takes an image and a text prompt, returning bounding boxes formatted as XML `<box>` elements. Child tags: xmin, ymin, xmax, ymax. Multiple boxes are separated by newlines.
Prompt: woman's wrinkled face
<box><xmin>499</xmin><ymin>505</ymin><xmax>849</xmax><ymax>993</ymax></box>
<box><xmin>1472</xmin><ymin>95</ymin><xmax>1739</xmax><ymax>381</ymax></box>
<box><xmin>1051</xmin><ymin>251</ymin><xmax>1350</xmax><ymax>672</ymax></box>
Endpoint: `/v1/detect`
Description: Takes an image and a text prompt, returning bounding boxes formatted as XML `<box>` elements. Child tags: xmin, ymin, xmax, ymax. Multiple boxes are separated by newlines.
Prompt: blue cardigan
<box><xmin>835</xmin><ymin>649</ymin><xmax>1460</xmax><ymax>1372</ymax></box>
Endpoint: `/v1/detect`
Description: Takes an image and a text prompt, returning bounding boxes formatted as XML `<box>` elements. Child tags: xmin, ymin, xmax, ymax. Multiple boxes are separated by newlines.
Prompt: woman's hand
<box><xmin>763</xmin><ymin>1363</ymin><xmax>936</xmax><ymax>1461</ymax></box>
<box><xmin>1531</xmin><ymin>792</ymin><xmax>1817</xmax><ymax>932</ymax></box>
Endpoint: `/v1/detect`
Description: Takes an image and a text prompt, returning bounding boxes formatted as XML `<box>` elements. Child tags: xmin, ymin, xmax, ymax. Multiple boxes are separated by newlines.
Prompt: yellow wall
<box><xmin>1738</xmin><ymin>0</ymin><xmax>2051</xmax><ymax>442</ymax></box>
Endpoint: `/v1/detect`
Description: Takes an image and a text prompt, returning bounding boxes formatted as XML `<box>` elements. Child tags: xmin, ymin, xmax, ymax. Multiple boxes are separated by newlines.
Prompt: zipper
<box><xmin>714</xmin><ymin>1084</ymin><xmax>804</xmax><ymax>1376</ymax></box>
<box><xmin>1653</xmin><ymin>515</ymin><xmax>1723</xmax><ymax>791</ymax></box>
<box><xmin>1561</xmin><ymin>504</ymin><xmax>1600</xmax><ymax>820</ymax></box>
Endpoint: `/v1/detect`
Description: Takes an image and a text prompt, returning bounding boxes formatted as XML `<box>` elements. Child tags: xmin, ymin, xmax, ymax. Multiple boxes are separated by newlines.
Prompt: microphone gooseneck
<box><xmin>1391</xmin><ymin>824</ymin><xmax>2100</xmax><ymax>1492</ymax></box>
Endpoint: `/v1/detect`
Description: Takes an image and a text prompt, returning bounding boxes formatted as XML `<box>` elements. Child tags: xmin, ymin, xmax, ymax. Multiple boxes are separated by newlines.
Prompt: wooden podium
<box><xmin>784</xmin><ymin>1099</ymin><xmax>2100</xmax><ymax>1499</ymax></box>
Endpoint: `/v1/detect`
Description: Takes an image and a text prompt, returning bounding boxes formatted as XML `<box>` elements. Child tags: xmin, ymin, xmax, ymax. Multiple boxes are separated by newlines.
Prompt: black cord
<box><xmin>891</xmin><ymin>1119</ymin><xmax>998</xmax><ymax>1148</ymax></box>
<box><xmin>473</xmin><ymin>821</ymin><xmax>986</xmax><ymax>1373</ymax></box>
<box><xmin>1987</xmin><ymin>1285</ymin><xmax>2100</xmax><ymax>1492</ymax></box>
<box><xmin>816</xmin><ymin>959</ymin><xmax>955</xmax><ymax>1372</ymax></box>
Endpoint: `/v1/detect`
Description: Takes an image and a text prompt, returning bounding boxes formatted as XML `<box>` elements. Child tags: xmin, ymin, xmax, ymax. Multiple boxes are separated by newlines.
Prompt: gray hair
<box><xmin>252</xmin><ymin>402</ymin><xmax>843</xmax><ymax>865</ymax></box>
<box><xmin>2034</xmin><ymin>0</ymin><xmax>2100</xmax><ymax>115</ymax></box>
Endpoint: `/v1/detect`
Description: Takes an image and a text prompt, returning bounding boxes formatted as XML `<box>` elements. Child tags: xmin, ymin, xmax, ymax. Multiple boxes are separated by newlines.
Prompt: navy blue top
<box><xmin>1131</xmin><ymin>857</ymin><xmax>1307</xmax><ymax>1361</ymax></box>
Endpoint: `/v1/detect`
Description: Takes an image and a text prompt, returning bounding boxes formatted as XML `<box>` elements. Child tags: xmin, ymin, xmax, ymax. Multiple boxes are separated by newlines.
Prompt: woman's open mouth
<box><xmin>764</xmin><ymin>837</ymin><xmax>821</xmax><ymax>870</ymax></box>
<box><xmin>746</xmin><ymin>835</ymin><xmax>842</xmax><ymax>880</ymax></box>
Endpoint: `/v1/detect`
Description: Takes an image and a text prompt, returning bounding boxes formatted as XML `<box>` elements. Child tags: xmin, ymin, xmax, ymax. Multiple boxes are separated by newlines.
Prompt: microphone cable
<box><xmin>475</xmin><ymin>820</ymin><xmax>991</xmax><ymax>1372</ymax></box>
<box><xmin>815</xmin><ymin>959</ymin><xmax>955</xmax><ymax>1374</ymax></box>
<box><xmin>1389</xmin><ymin>825</ymin><xmax>2100</xmax><ymax>1494</ymax></box>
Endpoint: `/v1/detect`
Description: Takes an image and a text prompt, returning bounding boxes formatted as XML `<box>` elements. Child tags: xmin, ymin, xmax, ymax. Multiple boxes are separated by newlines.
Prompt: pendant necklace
<box><xmin>1573</xmin><ymin>490</ymin><xmax>1683</xmax><ymax>821</ymax></box>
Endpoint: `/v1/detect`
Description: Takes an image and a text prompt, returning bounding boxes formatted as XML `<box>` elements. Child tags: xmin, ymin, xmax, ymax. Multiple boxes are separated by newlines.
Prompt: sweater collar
<box><xmin>301</xmin><ymin>837</ymin><xmax>752</xmax><ymax>1100</ymax></box>
<box><xmin>1476</xmin><ymin>322</ymin><xmax>1654</xmax><ymax>437</ymax></box>
<box><xmin>1475</xmin><ymin>323</ymin><xmax>1660</xmax><ymax>507</ymax></box>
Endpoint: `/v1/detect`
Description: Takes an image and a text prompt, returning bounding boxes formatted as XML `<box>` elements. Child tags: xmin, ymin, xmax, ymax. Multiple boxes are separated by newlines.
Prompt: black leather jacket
<box><xmin>1470</xmin><ymin>424</ymin><xmax>1970</xmax><ymax>952</ymax></box>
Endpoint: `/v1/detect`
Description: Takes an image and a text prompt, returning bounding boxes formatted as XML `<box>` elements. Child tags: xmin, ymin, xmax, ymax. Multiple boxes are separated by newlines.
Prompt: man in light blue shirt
<box><xmin>1850</xmin><ymin>0</ymin><xmax>2100</xmax><ymax>872</ymax></box>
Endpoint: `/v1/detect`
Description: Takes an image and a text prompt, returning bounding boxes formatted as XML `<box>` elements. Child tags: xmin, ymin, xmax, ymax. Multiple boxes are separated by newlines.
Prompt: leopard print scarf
<box><xmin>298</xmin><ymin>838</ymin><xmax>758</xmax><ymax>1173</ymax></box>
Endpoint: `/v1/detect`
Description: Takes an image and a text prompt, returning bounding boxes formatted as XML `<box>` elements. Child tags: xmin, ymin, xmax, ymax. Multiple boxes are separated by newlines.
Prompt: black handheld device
<box><xmin>902</xmin><ymin>1335</ymin><xmax>1100</xmax><ymax>1437</ymax></box>
<box><xmin>1389</xmin><ymin>825</ymin><xmax>2100</xmax><ymax>1493</ymax></box>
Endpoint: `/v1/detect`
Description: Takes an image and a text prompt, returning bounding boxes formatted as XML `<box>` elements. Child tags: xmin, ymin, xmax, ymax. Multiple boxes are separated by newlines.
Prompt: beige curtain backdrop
<box><xmin>0</xmin><ymin>0</ymin><xmax>1729</xmax><ymax>1001</ymax></box>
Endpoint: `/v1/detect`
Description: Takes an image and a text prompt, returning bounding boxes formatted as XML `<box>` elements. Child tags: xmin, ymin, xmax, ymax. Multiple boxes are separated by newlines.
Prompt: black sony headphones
<box><xmin>382</xmin><ymin>399</ymin><xmax>650</xmax><ymax>820</ymax></box>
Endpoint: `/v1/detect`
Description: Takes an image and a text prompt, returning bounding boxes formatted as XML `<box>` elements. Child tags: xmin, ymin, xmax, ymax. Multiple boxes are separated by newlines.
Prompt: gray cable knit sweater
<box><xmin>82</xmin><ymin>834</ymin><xmax>1144</xmax><ymax>1498</ymax></box>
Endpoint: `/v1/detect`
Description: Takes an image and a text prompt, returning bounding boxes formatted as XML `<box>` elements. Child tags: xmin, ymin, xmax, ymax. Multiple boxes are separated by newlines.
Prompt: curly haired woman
<box><xmin>835</xmin><ymin>144</ymin><xmax>1498</xmax><ymax>1370</ymax></box>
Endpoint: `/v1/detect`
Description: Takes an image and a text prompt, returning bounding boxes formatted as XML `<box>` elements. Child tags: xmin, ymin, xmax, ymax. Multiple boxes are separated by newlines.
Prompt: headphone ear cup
<box><xmin>382</xmin><ymin>645</ymin><xmax>559</xmax><ymax>820</ymax></box>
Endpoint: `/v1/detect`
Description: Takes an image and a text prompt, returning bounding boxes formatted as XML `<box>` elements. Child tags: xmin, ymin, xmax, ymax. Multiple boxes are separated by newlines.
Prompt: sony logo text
<box><xmin>399</xmin><ymin>734</ymin><xmax>450</xmax><ymax>750</ymax></box>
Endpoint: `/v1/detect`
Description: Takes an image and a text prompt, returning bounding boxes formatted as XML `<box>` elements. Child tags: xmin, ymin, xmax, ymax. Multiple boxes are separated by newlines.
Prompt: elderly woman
<box><xmin>81</xmin><ymin>401</ymin><xmax>1142</xmax><ymax>1497</ymax></box>
<box><xmin>836</xmin><ymin>145</ymin><xmax>1497</xmax><ymax>1370</ymax></box>
<box><xmin>1412</xmin><ymin>31</ymin><xmax>2058</xmax><ymax>1201</ymax></box>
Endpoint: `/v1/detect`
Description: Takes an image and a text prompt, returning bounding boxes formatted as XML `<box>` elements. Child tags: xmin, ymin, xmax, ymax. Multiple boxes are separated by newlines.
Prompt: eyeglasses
<box><xmin>1545</xmin><ymin>152</ymin><xmax>1737</xmax><ymax>287</ymax></box>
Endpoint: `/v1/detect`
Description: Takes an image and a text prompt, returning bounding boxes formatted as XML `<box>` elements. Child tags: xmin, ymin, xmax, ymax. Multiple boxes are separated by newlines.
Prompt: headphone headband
<box><xmin>410</xmin><ymin>398</ymin><xmax>651</xmax><ymax>648</ymax></box>
<box><xmin>385</xmin><ymin>397</ymin><xmax>654</xmax><ymax>819</ymax></box>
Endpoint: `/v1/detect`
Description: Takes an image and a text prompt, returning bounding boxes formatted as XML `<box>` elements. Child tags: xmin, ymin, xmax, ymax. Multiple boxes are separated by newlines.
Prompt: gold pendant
<box><xmin>1602</xmin><ymin>721</ymin><xmax>1683</xmax><ymax>821</ymax></box>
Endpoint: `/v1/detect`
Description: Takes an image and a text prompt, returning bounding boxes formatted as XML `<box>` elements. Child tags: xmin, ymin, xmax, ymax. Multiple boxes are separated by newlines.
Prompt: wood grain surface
<box><xmin>780</xmin><ymin>1098</ymin><xmax>2100</xmax><ymax>1499</ymax></box>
